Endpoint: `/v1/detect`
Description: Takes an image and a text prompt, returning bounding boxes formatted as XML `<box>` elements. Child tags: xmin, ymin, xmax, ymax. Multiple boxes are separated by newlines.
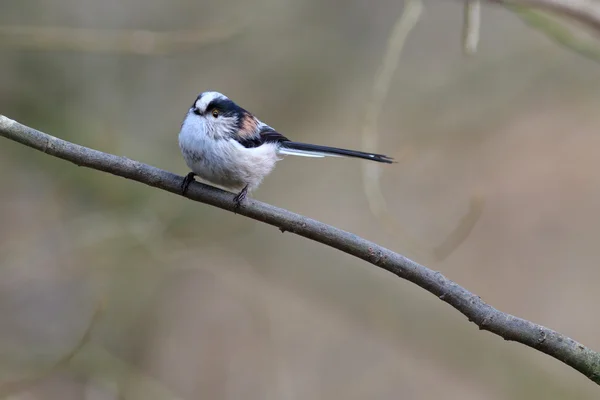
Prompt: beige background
<box><xmin>1</xmin><ymin>0</ymin><xmax>600</xmax><ymax>398</ymax></box>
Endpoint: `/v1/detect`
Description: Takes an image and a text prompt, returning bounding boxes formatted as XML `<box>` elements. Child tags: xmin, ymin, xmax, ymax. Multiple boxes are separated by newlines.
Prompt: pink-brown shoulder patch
<box><xmin>238</xmin><ymin>113</ymin><xmax>259</xmax><ymax>138</ymax></box>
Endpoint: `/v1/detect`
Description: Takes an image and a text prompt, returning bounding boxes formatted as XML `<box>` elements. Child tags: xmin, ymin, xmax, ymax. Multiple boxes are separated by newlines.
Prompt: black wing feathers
<box><xmin>236</xmin><ymin>126</ymin><xmax>394</xmax><ymax>164</ymax></box>
<box><xmin>236</xmin><ymin>126</ymin><xmax>289</xmax><ymax>148</ymax></box>
<box><xmin>260</xmin><ymin>128</ymin><xmax>290</xmax><ymax>143</ymax></box>
<box><xmin>236</xmin><ymin>136</ymin><xmax>263</xmax><ymax>148</ymax></box>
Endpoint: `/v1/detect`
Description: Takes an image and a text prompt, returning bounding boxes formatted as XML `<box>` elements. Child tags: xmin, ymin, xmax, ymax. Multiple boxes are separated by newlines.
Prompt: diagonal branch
<box><xmin>1</xmin><ymin>114</ymin><xmax>599</xmax><ymax>385</ymax></box>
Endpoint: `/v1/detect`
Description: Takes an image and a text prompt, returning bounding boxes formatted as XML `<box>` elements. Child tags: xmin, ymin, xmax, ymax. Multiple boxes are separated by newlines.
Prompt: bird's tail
<box><xmin>278</xmin><ymin>142</ymin><xmax>394</xmax><ymax>163</ymax></box>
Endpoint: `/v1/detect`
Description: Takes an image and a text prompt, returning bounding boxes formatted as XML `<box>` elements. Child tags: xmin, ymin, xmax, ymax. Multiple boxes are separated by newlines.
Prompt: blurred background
<box><xmin>2</xmin><ymin>0</ymin><xmax>600</xmax><ymax>398</ymax></box>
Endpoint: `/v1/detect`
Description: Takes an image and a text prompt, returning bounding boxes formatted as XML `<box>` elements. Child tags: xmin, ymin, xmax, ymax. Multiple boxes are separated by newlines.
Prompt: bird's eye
<box><xmin>212</xmin><ymin>109</ymin><xmax>219</xmax><ymax>118</ymax></box>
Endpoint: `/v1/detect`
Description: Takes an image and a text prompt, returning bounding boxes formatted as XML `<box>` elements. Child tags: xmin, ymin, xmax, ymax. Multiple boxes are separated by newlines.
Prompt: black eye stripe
<box><xmin>205</xmin><ymin>98</ymin><xmax>245</xmax><ymax>117</ymax></box>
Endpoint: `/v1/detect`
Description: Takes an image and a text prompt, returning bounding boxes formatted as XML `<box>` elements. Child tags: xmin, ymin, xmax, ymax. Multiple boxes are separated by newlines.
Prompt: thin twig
<box><xmin>1</xmin><ymin>115</ymin><xmax>600</xmax><ymax>385</ymax></box>
<box><xmin>463</xmin><ymin>0</ymin><xmax>482</xmax><ymax>55</ymax></box>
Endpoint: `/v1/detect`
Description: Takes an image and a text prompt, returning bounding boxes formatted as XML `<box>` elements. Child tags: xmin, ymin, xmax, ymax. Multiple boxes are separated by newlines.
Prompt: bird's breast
<box><xmin>179</xmin><ymin>125</ymin><xmax>280</xmax><ymax>191</ymax></box>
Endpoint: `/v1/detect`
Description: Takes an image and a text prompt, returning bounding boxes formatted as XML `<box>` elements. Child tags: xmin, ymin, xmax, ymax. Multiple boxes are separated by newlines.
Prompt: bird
<box><xmin>178</xmin><ymin>91</ymin><xmax>394</xmax><ymax>208</ymax></box>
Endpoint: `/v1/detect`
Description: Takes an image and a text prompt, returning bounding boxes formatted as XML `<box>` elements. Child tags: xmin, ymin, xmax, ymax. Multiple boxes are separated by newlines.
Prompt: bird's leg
<box><xmin>181</xmin><ymin>172</ymin><xmax>197</xmax><ymax>195</ymax></box>
<box><xmin>233</xmin><ymin>184</ymin><xmax>249</xmax><ymax>211</ymax></box>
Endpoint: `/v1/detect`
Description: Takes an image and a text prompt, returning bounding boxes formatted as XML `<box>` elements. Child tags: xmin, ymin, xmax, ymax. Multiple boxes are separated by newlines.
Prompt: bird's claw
<box><xmin>181</xmin><ymin>172</ymin><xmax>196</xmax><ymax>195</ymax></box>
<box><xmin>233</xmin><ymin>185</ymin><xmax>249</xmax><ymax>212</ymax></box>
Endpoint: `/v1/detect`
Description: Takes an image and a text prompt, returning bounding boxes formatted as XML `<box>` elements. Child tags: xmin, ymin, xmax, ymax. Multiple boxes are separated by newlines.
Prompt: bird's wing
<box><xmin>259</xmin><ymin>127</ymin><xmax>289</xmax><ymax>143</ymax></box>
<box><xmin>235</xmin><ymin>125</ymin><xmax>290</xmax><ymax>148</ymax></box>
<box><xmin>235</xmin><ymin>124</ymin><xmax>394</xmax><ymax>162</ymax></box>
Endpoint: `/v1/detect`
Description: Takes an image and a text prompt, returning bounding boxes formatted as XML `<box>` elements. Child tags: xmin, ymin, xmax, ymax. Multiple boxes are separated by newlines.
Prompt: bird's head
<box><xmin>185</xmin><ymin>91</ymin><xmax>257</xmax><ymax>140</ymax></box>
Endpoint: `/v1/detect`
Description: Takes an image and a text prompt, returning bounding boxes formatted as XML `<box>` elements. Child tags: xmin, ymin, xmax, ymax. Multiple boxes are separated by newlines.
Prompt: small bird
<box><xmin>178</xmin><ymin>91</ymin><xmax>394</xmax><ymax>208</ymax></box>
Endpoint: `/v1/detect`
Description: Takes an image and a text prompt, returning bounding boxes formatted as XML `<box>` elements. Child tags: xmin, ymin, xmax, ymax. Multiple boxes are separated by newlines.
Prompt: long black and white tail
<box><xmin>278</xmin><ymin>142</ymin><xmax>394</xmax><ymax>163</ymax></box>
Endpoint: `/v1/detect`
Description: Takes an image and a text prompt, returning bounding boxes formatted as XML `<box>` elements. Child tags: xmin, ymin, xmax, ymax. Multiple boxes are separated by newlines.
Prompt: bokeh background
<box><xmin>1</xmin><ymin>0</ymin><xmax>600</xmax><ymax>398</ymax></box>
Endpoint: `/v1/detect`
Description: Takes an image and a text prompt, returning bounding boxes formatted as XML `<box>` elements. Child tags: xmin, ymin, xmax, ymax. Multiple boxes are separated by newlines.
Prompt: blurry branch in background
<box><xmin>508</xmin><ymin>3</ymin><xmax>600</xmax><ymax>62</ymax></box>
<box><xmin>0</xmin><ymin>211</ymin><xmax>194</xmax><ymax>399</ymax></box>
<box><xmin>0</xmin><ymin>211</ymin><xmax>169</xmax><ymax>271</ymax></box>
<box><xmin>70</xmin><ymin>345</ymin><xmax>185</xmax><ymax>399</ymax></box>
<box><xmin>0</xmin><ymin>24</ymin><xmax>245</xmax><ymax>54</ymax></box>
<box><xmin>368</xmin><ymin>0</ymin><xmax>600</xmax><ymax>263</ymax></box>
<box><xmin>492</xmin><ymin>0</ymin><xmax>600</xmax><ymax>31</ymax></box>
<box><xmin>0</xmin><ymin>301</ymin><xmax>103</xmax><ymax>397</ymax></box>
<box><xmin>463</xmin><ymin>0</ymin><xmax>482</xmax><ymax>54</ymax></box>
<box><xmin>462</xmin><ymin>0</ymin><xmax>600</xmax><ymax>63</ymax></box>
<box><xmin>362</xmin><ymin>0</ymin><xmax>485</xmax><ymax>262</ymax></box>
<box><xmin>2</xmin><ymin>116</ymin><xmax>600</xmax><ymax>385</ymax></box>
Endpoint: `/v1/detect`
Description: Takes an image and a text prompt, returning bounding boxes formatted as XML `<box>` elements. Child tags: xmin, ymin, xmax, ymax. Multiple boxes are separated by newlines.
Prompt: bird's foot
<box><xmin>233</xmin><ymin>185</ymin><xmax>249</xmax><ymax>212</ymax></box>
<box><xmin>181</xmin><ymin>172</ymin><xmax>197</xmax><ymax>195</ymax></box>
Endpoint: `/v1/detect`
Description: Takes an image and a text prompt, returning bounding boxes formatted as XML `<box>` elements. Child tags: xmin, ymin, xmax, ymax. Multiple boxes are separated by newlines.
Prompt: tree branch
<box><xmin>1</xmin><ymin>114</ymin><xmax>599</xmax><ymax>385</ymax></box>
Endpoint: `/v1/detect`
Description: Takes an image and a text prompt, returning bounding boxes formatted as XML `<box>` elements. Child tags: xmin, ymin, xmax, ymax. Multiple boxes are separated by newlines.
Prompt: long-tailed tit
<box><xmin>178</xmin><ymin>91</ymin><xmax>393</xmax><ymax>207</ymax></box>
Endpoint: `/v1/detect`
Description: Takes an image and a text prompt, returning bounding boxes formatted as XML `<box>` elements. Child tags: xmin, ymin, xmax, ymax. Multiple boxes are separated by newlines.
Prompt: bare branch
<box><xmin>1</xmin><ymin>114</ymin><xmax>600</xmax><ymax>385</ymax></box>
